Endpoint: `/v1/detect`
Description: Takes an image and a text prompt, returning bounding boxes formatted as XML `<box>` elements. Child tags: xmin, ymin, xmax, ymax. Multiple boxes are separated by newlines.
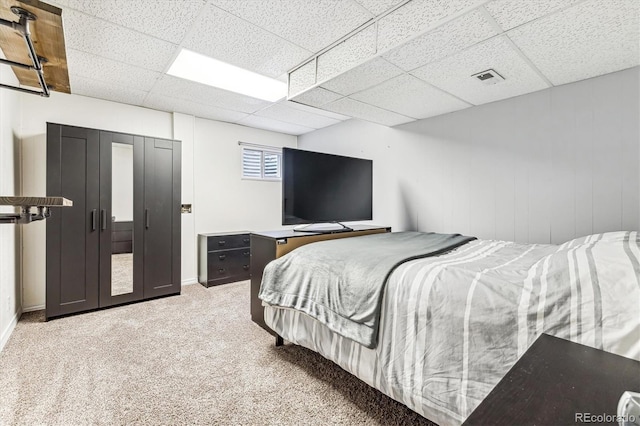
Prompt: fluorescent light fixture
<box><xmin>167</xmin><ymin>49</ymin><xmax>287</xmax><ymax>102</ymax></box>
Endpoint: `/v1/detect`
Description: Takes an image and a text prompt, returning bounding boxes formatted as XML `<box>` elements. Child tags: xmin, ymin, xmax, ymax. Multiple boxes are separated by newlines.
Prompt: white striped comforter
<box><xmin>264</xmin><ymin>231</ymin><xmax>640</xmax><ymax>425</ymax></box>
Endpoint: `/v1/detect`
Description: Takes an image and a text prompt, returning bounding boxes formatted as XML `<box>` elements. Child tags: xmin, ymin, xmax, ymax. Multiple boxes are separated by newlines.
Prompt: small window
<box><xmin>241</xmin><ymin>146</ymin><xmax>282</xmax><ymax>180</ymax></box>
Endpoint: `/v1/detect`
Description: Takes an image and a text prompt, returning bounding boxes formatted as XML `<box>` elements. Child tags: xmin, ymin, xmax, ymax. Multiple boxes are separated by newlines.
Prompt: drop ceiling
<box><xmin>8</xmin><ymin>0</ymin><xmax>638</xmax><ymax>135</ymax></box>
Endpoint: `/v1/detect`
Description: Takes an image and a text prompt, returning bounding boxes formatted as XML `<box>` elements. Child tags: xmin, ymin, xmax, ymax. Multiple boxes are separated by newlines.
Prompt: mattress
<box><xmin>263</xmin><ymin>232</ymin><xmax>640</xmax><ymax>425</ymax></box>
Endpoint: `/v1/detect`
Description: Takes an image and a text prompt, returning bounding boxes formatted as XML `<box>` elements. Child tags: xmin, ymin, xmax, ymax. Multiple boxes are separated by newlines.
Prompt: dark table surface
<box><xmin>463</xmin><ymin>333</ymin><xmax>640</xmax><ymax>425</ymax></box>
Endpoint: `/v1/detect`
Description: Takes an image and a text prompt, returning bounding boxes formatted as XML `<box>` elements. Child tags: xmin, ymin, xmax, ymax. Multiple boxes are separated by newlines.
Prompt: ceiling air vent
<box><xmin>471</xmin><ymin>69</ymin><xmax>505</xmax><ymax>85</ymax></box>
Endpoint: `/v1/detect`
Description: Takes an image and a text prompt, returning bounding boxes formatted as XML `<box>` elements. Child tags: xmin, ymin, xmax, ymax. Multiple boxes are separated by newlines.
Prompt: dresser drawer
<box><xmin>208</xmin><ymin>234</ymin><xmax>250</xmax><ymax>251</ymax></box>
<box><xmin>207</xmin><ymin>263</ymin><xmax>250</xmax><ymax>280</ymax></box>
<box><xmin>208</xmin><ymin>248</ymin><xmax>250</xmax><ymax>268</ymax></box>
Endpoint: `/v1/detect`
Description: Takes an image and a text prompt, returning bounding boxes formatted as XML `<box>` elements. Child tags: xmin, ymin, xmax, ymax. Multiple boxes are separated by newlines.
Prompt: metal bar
<box><xmin>0</xmin><ymin>214</ymin><xmax>20</xmax><ymax>224</ymax></box>
<box><xmin>0</xmin><ymin>9</ymin><xmax>50</xmax><ymax>98</ymax></box>
<box><xmin>19</xmin><ymin>15</ymin><xmax>50</xmax><ymax>97</ymax></box>
<box><xmin>0</xmin><ymin>16</ymin><xmax>21</xmax><ymax>31</ymax></box>
<box><xmin>0</xmin><ymin>82</ymin><xmax>47</xmax><ymax>96</ymax></box>
<box><xmin>0</xmin><ymin>57</ymin><xmax>34</xmax><ymax>70</ymax></box>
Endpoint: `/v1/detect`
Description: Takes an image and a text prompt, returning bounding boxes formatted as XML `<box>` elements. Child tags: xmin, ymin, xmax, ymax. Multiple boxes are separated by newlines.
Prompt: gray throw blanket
<box><xmin>259</xmin><ymin>231</ymin><xmax>476</xmax><ymax>348</ymax></box>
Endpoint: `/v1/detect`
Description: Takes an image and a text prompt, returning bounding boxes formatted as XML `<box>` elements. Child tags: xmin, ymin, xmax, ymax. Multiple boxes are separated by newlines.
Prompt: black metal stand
<box><xmin>293</xmin><ymin>221</ymin><xmax>354</xmax><ymax>233</ymax></box>
<box><xmin>0</xmin><ymin>206</ymin><xmax>51</xmax><ymax>224</ymax></box>
<box><xmin>275</xmin><ymin>335</ymin><xmax>284</xmax><ymax>346</ymax></box>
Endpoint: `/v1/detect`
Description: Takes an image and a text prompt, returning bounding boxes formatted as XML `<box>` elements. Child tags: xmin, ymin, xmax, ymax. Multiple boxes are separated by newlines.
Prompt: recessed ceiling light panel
<box><xmin>167</xmin><ymin>49</ymin><xmax>287</xmax><ymax>102</ymax></box>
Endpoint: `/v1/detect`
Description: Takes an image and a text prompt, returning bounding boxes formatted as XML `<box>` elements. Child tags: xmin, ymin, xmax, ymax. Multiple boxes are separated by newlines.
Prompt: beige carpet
<box><xmin>0</xmin><ymin>281</ymin><xmax>436</xmax><ymax>425</ymax></box>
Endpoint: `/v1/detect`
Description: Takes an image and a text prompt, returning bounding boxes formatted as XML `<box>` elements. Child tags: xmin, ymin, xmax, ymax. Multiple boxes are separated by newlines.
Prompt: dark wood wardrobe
<box><xmin>46</xmin><ymin>123</ymin><xmax>181</xmax><ymax>319</ymax></box>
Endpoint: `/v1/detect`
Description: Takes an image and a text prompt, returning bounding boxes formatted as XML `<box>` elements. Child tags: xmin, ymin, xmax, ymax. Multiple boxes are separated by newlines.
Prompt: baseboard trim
<box><xmin>22</xmin><ymin>304</ymin><xmax>44</xmax><ymax>313</ymax></box>
<box><xmin>0</xmin><ymin>307</ymin><xmax>22</xmax><ymax>353</ymax></box>
<box><xmin>182</xmin><ymin>278</ymin><xmax>198</xmax><ymax>286</ymax></box>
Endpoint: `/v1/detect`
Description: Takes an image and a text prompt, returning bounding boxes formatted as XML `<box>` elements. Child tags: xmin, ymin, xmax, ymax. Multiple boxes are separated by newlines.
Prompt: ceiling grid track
<box><xmin>29</xmin><ymin>0</ymin><xmax>638</xmax><ymax>134</ymax></box>
<box><xmin>477</xmin><ymin>6</ymin><xmax>554</xmax><ymax>88</ymax></box>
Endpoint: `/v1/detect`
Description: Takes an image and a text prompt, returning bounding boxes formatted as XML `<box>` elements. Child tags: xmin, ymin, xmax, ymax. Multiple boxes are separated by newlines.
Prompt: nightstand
<box><xmin>464</xmin><ymin>334</ymin><xmax>640</xmax><ymax>425</ymax></box>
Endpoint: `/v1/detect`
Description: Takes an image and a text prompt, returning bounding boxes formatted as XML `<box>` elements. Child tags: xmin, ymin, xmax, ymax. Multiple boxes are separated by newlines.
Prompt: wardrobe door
<box><xmin>46</xmin><ymin>123</ymin><xmax>100</xmax><ymax>319</ymax></box>
<box><xmin>143</xmin><ymin>137</ymin><xmax>181</xmax><ymax>298</ymax></box>
<box><xmin>98</xmin><ymin>131</ymin><xmax>145</xmax><ymax>307</ymax></box>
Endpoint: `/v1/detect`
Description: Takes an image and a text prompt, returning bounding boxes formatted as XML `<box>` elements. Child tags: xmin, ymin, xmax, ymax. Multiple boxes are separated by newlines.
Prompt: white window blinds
<box><xmin>240</xmin><ymin>142</ymin><xmax>282</xmax><ymax>180</ymax></box>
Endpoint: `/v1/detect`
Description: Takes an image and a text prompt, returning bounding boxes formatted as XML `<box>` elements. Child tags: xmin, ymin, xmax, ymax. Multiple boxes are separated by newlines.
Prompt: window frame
<box><xmin>240</xmin><ymin>144</ymin><xmax>282</xmax><ymax>181</ymax></box>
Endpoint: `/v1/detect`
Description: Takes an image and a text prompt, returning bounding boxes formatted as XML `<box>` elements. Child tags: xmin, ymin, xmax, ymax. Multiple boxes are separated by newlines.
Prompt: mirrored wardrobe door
<box><xmin>111</xmin><ymin>142</ymin><xmax>134</xmax><ymax>296</ymax></box>
<box><xmin>99</xmin><ymin>132</ymin><xmax>144</xmax><ymax>307</ymax></box>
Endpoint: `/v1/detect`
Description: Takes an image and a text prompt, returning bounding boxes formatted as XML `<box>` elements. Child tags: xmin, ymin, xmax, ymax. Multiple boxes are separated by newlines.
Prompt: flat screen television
<box><xmin>282</xmin><ymin>148</ymin><xmax>372</xmax><ymax>228</ymax></box>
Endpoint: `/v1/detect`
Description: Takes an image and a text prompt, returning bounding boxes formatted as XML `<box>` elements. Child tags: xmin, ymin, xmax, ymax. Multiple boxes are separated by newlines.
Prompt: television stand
<box><xmin>250</xmin><ymin>225</ymin><xmax>391</xmax><ymax>338</ymax></box>
<box><xmin>293</xmin><ymin>222</ymin><xmax>353</xmax><ymax>233</ymax></box>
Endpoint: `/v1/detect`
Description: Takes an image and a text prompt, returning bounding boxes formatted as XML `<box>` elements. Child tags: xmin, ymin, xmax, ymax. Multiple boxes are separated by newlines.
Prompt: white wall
<box><xmin>299</xmin><ymin>67</ymin><xmax>640</xmax><ymax>244</ymax></box>
<box><xmin>173</xmin><ymin>113</ymin><xmax>196</xmax><ymax>285</ymax></box>
<box><xmin>193</xmin><ymin>118</ymin><xmax>297</xmax><ymax>235</ymax></box>
<box><xmin>0</xmin><ymin>63</ymin><xmax>22</xmax><ymax>351</ymax></box>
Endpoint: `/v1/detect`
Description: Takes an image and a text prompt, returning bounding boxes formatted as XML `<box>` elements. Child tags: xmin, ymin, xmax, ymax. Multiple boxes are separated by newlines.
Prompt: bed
<box><xmin>258</xmin><ymin>231</ymin><xmax>640</xmax><ymax>425</ymax></box>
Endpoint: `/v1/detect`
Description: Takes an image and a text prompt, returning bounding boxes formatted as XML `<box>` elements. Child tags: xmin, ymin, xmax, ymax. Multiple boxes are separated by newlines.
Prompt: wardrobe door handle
<box><xmin>145</xmin><ymin>209</ymin><xmax>149</xmax><ymax>229</ymax></box>
<box><xmin>100</xmin><ymin>209</ymin><xmax>107</xmax><ymax>231</ymax></box>
<box><xmin>91</xmin><ymin>209</ymin><xmax>97</xmax><ymax>231</ymax></box>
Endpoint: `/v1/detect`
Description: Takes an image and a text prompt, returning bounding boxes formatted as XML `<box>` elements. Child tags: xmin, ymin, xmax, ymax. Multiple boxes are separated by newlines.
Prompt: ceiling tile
<box><xmin>210</xmin><ymin>0</ymin><xmax>373</xmax><ymax>52</ymax></box>
<box><xmin>69</xmin><ymin>75</ymin><xmax>148</xmax><ymax>106</ymax></box>
<box><xmin>411</xmin><ymin>35</ymin><xmax>549</xmax><ymax>105</ymax></box>
<box><xmin>289</xmin><ymin>60</ymin><xmax>316</xmax><ymax>97</ymax></box>
<box><xmin>351</xmin><ymin>74</ymin><xmax>470</xmax><ymax>118</ymax></box>
<box><xmin>353</xmin><ymin>0</ymin><xmax>404</xmax><ymax>16</ymax></box>
<box><xmin>317</xmin><ymin>25</ymin><xmax>377</xmax><ymax>83</ymax></box>
<box><xmin>67</xmin><ymin>49</ymin><xmax>161</xmax><ymax>92</ymax></box>
<box><xmin>236</xmin><ymin>115</ymin><xmax>316</xmax><ymax>135</ymax></box>
<box><xmin>284</xmin><ymin>100</ymin><xmax>350</xmax><ymax>121</ymax></box>
<box><xmin>383</xmin><ymin>9</ymin><xmax>498</xmax><ymax>71</ymax></box>
<box><xmin>182</xmin><ymin>4</ymin><xmax>311</xmax><ymax>78</ymax></box>
<box><xmin>321</xmin><ymin>57</ymin><xmax>404</xmax><ymax>95</ymax></box>
<box><xmin>484</xmin><ymin>0</ymin><xmax>582</xmax><ymax>31</ymax></box>
<box><xmin>143</xmin><ymin>94</ymin><xmax>249</xmax><ymax>123</ymax></box>
<box><xmin>53</xmin><ymin>0</ymin><xmax>207</xmax><ymax>43</ymax></box>
<box><xmin>323</xmin><ymin>97</ymin><xmax>414</xmax><ymax>126</ymax></box>
<box><xmin>150</xmin><ymin>75</ymin><xmax>271</xmax><ymax>114</ymax></box>
<box><xmin>377</xmin><ymin>0</ymin><xmax>484</xmax><ymax>53</ymax></box>
<box><xmin>255</xmin><ymin>103</ymin><xmax>342</xmax><ymax>129</ymax></box>
<box><xmin>61</xmin><ymin>9</ymin><xmax>178</xmax><ymax>72</ymax></box>
<box><xmin>289</xmin><ymin>87</ymin><xmax>344</xmax><ymax>108</ymax></box>
<box><xmin>508</xmin><ymin>0</ymin><xmax>640</xmax><ymax>86</ymax></box>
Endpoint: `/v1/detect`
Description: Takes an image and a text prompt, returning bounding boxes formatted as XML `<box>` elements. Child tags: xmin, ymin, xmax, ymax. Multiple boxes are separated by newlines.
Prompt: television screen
<box><xmin>282</xmin><ymin>148</ymin><xmax>373</xmax><ymax>225</ymax></box>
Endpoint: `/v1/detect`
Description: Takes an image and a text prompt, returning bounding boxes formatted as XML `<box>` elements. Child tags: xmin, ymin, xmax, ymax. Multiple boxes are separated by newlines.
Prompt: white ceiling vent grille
<box><xmin>471</xmin><ymin>69</ymin><xmax>505</xmax><ymax>85</ymax></box>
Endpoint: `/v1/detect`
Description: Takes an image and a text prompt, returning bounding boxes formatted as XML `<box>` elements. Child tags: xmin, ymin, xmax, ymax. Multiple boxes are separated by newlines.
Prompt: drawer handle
<box><xmin>218</xmin><ymin>268</ymin><xmax>225</xmax><ymax>274</ymax></box>
<box><xmin>218</xmin><ymin>254</ymin><xmax>226</xmax><ymax>261</ymax></box>
<box><xmin>218</xmin><ymin>240</ymin><xmax>226</xmax><ymax>246</ymax></box>
<box><xmin>243</xmin><ymin>265</ymin><xmax>249</xmax><ymax>271</ymax></box>
<box><xmin>243</xmin><ymin>251</ymin><xmax>249</xmax><ymax>257</ymax></box>
<box><xmin>243</xmin><ymin>238</ymin><xmax>249</xmax><ymax>243</ymax></box>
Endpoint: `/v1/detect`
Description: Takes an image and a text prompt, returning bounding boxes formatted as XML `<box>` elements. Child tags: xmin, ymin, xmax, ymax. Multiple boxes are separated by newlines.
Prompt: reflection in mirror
<box><xmin>111</xmin><ymin>143</ymin><xmax>134</xmax><ymax>296</ymax></box>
